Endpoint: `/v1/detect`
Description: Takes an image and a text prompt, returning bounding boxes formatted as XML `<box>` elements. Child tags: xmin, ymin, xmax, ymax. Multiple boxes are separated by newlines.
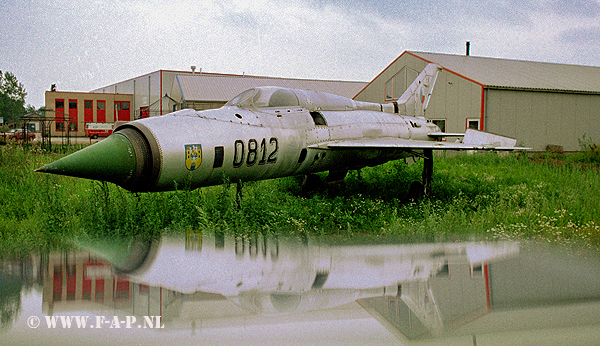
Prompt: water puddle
<box><xmin>2</xmin><ymin>233</ymin><xmax>600</xmax><ymax>345</ymax></box>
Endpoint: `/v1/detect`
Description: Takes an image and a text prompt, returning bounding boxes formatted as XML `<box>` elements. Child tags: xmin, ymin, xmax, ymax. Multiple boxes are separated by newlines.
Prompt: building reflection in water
<box><xmin>2</xmin><ymin>232</ymin><xmax>600</xmax><ymax>344</ymax></box>
<box><xmin>38</xmin><ymin>251</ymin><xmax>183</xmax><ymax>322</ymax></box>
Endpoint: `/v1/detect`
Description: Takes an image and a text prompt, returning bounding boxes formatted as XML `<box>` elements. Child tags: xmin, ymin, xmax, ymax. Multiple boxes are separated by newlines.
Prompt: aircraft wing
<box><xmin>308</xmin><ymin>137</ymin><xmax>528</xmax><ymax>151</ymax></box>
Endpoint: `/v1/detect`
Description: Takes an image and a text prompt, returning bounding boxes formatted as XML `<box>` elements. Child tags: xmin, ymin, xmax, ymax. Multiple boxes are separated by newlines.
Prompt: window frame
<box><xmin>466</xmin><ymin>118</ymin><xmax>480</xmax><ymax>130</ymax></box>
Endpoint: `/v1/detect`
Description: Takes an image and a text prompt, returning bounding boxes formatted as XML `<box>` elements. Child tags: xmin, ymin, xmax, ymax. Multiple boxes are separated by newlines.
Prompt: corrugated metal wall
<box><xmin>485</xmin><ymin>89</ymin><xmax>600</xmax><ymax>151</ymax></box>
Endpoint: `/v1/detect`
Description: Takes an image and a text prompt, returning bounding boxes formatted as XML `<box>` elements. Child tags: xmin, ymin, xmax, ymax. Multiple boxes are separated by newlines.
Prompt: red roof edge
<box><xmin>353</xmin><ymin>51</ymin><xmax>487</xmax><ymax>100</ymax></box>
<box><xmin>353</xmin><ymin>51</ymin><xmax>410</xmax><ymax>99</ymax></box>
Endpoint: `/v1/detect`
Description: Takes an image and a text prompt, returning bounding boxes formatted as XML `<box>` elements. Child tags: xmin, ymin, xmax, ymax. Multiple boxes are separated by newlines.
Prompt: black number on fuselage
<box><xmin>267</xmin><ymin>137</ymin><xmax>278</xmax><ymax>164</ymax></box>
<box><xmin>233</xmin><ymin>140</ymin><xmax>244</xmax><ymax>168</ymax></box>
<box><xmin>233</xmin><ymin>137</ymin><xmax>278</xmax><ymax>168</ymax></box>
<box><xmin>247</xmin><ymin>139</ymin><xmax>258</xmax><ymax>166</ymax></box>
<box><xmin>258</xmin><ymin>138</ymin><xmax>267</xmax><ymax>165</ymax></box>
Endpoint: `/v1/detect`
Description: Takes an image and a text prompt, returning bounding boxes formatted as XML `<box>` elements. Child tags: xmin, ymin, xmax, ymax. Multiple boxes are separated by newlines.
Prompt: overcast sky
<box><xmin>2</xmin><ymin>0</ymin><xmax>599</xmax><ymax>108</ymax></box>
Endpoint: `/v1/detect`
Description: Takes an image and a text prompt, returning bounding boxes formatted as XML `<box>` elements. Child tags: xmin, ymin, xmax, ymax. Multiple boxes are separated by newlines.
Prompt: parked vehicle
<box><xmin>85</xmin><ymin>122</ymin><xmax>114</xmax><ymax>139</ymax></box>
<box><xmin>2</xmin><ymin>129</ymin><xmax>36</xmax><ymax>140</ymax></box>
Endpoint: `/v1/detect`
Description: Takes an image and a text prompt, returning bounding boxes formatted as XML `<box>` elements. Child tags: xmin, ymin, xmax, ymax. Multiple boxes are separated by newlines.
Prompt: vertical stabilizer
<box><xmin>397</xmin><ymin>64</ymin><xmax>442</xmax><ymax>117</ymax></box>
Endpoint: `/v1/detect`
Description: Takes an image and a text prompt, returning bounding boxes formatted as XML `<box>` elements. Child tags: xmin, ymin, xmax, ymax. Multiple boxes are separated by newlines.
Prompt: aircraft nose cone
<box><xmin>78</xmin><ymin>236</ymin><xmax>152</xmax><ymax>274</ymax></box>
<box><xmin>36</xmin><ymin>133</ymin><xmax>137</xmax><ymax>186</ymax></box>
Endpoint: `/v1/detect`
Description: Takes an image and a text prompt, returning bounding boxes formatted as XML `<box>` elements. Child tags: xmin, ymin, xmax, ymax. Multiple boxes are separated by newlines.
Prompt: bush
<box><xmin>576</xmin><ymin>134</ymin><xmax>600</xmax><ymax>164</ymax></box>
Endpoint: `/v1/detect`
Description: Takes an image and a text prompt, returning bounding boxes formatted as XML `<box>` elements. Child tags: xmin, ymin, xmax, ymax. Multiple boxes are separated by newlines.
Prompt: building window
<box><xmin>430</xmin><ymin>119</ymin><xmax>446</xmax><ymax>133</ymax></box>
<box><xmin>55</xmin><ymin>99</ymin><xmax>65</xmax><ymax>131</ymax></box>
<box><xmin>68</xmin><ymin>99</ymin><xmax>78</xmax><ymax>131</ymax></box>
<box><xmin>115</xmin><ymin>101</ymin><xmax>131</xmax><ymax>122</ymax></box>
<box><xmin>140</xmin><ymin>106</ymin><xmax>149</xmax><ymax>118</ymax></box>
<box><xmin>471</xmin><ymin>263</ymin><xmax>484</xmax><ymax>277</ymax></box>
<box><xmin>385</xmin><ymin>67</ymin><xmax>418</xmax><ymax>101</ymax></box>
<box><xmin>97</xmin><ymin>101</ymin><xmax>106</xmax><ymax>123</ymax></box>
<box><xmin>84</xmin><ymin>100</ymin><xmax>93</xmax><ymax>123</ymax></box>
<box><xmin>385</xmin><ymin>78</ymin><xmax>394</xmax><ymax>100</ymax></box>
<box><xmin>436</xmin><ymin>262</ymin><xmax>450</xmax><ymax>277</ymax></box>
<box><xmin>467</xmin><ymin>119</ymin><xmax>480</xmax><ymax>130</ymax></box>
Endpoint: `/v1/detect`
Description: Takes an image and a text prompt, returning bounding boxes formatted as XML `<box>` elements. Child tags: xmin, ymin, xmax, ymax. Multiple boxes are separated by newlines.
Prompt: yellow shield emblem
<box><xmin>185</xmin><ymin>144</ymin><xmax>202</xmax><ymax>171</ymax></box>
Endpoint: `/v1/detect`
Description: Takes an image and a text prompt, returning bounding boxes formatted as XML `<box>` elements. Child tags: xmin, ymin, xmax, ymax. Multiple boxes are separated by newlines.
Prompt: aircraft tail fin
<box><xmin>397</xmin><ymin>64</ymin><xmax>442</xmax><ymax>117</ymax></box>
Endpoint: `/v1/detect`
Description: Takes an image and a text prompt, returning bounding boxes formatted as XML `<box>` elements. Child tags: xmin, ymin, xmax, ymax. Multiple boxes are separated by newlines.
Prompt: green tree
<box><xmin>0</xmin><ymin>71</ymin><xmax>27</xmax><ymax>124</ymax></box>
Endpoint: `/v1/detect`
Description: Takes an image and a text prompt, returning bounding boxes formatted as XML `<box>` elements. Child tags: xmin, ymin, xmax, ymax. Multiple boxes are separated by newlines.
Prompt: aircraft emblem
<box><xmin>185</xmin><ymin>144</ymin><xmax>202</xmax><ymax>171</ymax></box>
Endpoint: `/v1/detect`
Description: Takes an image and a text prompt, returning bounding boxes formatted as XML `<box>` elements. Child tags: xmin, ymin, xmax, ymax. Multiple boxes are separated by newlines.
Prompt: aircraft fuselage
<box><xmin>120</xmin><ymin>103</ymin><xmax>438</xmax><ymax>191</ymax></box>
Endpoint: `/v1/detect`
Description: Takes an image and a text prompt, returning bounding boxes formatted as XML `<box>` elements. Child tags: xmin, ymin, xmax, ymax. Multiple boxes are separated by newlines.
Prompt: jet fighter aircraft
<box><xmin>37</xmin><ymin>64</ymin><xmax>527</xmax><ymax>197</ymax></box>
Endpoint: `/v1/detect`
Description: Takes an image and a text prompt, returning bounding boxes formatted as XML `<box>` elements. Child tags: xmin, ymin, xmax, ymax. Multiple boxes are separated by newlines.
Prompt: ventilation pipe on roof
<box><xmin>191</xmin><ymin>66</ymin><xmax>196</xmax><ymax>74</ymax></box>
<box><xmin>466</xmin><ymin>42</ymin><xmax>471</xmax><ymax>56</ymax></box>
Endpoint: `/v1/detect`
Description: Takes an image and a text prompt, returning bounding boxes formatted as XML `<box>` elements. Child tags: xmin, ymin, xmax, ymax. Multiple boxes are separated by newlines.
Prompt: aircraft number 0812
<box><xmin>233</xmin><ymin>138</ymin><xmax>278</xmax><ymax>168</ymax></box>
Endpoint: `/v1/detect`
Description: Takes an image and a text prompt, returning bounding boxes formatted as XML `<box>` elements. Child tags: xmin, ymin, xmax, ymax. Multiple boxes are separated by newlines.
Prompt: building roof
<box><xmin>173</xmin><ymin>73</ymin><xmax>367</xmax><ymax>102</ymax></box>
<box><xmin>408</xmin><ymin>51</ymin><xmax>600</xmax><ymax>93</ymax></box>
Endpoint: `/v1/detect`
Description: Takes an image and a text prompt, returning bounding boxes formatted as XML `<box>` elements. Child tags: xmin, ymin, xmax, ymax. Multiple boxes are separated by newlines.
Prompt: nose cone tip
<box><xmin>78</xmin><ymin>236</ymin><xmax>152</xmax><ymax>273</ymax></box>
<box><xmin>36</xmin><ymin>162</ymin><xmax>68</xmax><ymax>174</ymax></box>
<box><xmin>36</xmin><ymin>133</ymin><xmax>138</xmax><ymax>185</ymax></box>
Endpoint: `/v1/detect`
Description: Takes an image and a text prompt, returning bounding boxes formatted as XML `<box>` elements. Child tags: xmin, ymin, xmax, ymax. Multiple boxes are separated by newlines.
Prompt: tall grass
<box><xmin>1</xmin><ymin>142</ymin><xmax>599</xmax><ymax>254</ymax></box>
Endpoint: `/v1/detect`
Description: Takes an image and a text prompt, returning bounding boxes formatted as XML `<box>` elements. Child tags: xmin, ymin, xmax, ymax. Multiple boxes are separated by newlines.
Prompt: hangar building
<box><xmin>45</xmin><ymin>70</ymin><xmax>366</xmax><ymax>138</ymax></box>
<box><xmin>355</xmin><ymin>51</ymin><xmax>600</xmax><ymax>151</ymax></box>
<box><xmin>90</xmin><ymin>69</ymin><xmax>366</xmax><ymax>116</ymax></box>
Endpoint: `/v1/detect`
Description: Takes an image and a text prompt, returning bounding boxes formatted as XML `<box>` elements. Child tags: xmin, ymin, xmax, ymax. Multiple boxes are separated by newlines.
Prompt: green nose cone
<box><xmin>36</xmin><ymin>133</ymin><xmax>136</xmax><ymax>185</ymax></box>
<box><xmin>78</xmin><ymin>236</ymin><xmax>152</xmax><ymax>273</ymax></box>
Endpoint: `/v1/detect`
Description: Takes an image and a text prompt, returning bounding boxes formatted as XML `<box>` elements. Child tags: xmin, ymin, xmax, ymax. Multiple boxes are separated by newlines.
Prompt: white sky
<box><xmin>1</xmin><ymin>0</ymin><xmax>599</xmax><ymax>108</ymax></box>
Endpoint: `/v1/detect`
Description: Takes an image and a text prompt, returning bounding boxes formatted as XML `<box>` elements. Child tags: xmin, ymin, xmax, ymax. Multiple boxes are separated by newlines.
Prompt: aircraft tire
<box><xmin>301</xmin><ymin>174</ymin><xmax>324</xmax><ymax>197</ymax></box>
<box><xmin>408</xmin><ymin>181</ymin><xmax>424</xmax><ymax>202</ymax></box>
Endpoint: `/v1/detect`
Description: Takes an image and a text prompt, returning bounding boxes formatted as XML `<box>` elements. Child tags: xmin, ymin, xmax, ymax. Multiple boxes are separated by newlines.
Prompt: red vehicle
<box><xmin>2</xmin><ymin>129</ymin><xmax>36</xmax><ymax>140</ymax></box>
<box><xmin>84</xmin><ymin>123</ymin><xmax>114</xmax><ymax>139</ymax></box>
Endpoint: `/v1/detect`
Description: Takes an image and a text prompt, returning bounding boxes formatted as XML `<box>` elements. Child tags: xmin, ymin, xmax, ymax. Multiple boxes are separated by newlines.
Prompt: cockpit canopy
<box><xmin>226</xmin><ymin>87</ymin><xmax>300</xmax><ymax>109</ymax></box>
<box><xmin>225</xmin><ymin>86</ymin><xmax>395</xmax><ymax>114</ymax></box>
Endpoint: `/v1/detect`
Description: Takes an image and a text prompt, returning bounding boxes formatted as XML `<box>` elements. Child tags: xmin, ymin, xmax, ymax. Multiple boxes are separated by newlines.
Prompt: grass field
<box><xmin>1</xmin><ymin>141</ymin><xmax>599</xmax><ymax>254</ymax></box>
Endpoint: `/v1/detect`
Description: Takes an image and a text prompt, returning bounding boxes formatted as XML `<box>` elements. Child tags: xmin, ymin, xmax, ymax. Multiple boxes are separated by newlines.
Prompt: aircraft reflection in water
<box><xmin>3</xmin><ymin>235</ymin><xmax>600</xmax><ymax>344</ymax></box>
<box><xmin>82</xmin><ymin>233</ymin><xmax>520</xmax><ymax>335</ymax></box>
<box><xmin>81</xmin><ymin>233</ymin><xmax>600</xmax><ymax>341</ymax></box>
<box><xmin>37</xmin><ymin>64</ymin><xmax>527</xmax><ymax>197</ymax></box>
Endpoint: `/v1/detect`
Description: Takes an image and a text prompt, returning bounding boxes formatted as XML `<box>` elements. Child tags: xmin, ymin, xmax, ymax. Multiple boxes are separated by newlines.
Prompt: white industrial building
<box><xmin>91</xmin><ymin>69</ymin><xmax>367</xmax><ymax>118</ymax></box>
<box><xmin>355</xmin><ymin>51</ymin><xmax>600</xmax><ymax>151</ymax></box>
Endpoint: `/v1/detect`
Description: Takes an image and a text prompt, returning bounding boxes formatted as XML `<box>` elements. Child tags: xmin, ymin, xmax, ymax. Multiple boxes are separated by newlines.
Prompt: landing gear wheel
<box><xmin>301</xmin><ymin>174</ymin><xmax>324</xmax><ymax>197</ymax></box>
<box><xmin>408</xmin><ymin>181</ymin><xmax>424</xmax><ymax>202</ymax></box>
